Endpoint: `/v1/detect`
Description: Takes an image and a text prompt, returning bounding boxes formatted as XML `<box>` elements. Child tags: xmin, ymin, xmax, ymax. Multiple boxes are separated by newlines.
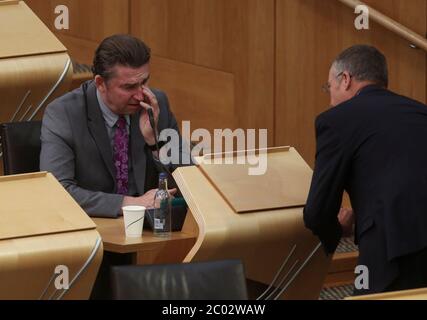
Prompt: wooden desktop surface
<box><xmin>93</xmin><ymin>217</ymin><xmax>197</xmax><ymax>265</ymax></box>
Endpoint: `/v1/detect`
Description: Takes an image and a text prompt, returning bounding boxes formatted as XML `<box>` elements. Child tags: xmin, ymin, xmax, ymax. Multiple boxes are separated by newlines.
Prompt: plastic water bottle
<box><xmin>153</xmin><ymin>172</ymin><xmax>171</xmax><ymax>237</ymax></box>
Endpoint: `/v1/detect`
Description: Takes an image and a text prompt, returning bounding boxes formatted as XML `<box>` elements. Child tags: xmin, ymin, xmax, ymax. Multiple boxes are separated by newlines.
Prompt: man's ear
<box><xmin>94</xmin><ymin>75</ymin><xmax>106</xmax><ymax>93</ymax></box>
<box><xmin>343</xmin><ymin>71</ymin><xmax>352</xmax><ymax>91</ymax></box>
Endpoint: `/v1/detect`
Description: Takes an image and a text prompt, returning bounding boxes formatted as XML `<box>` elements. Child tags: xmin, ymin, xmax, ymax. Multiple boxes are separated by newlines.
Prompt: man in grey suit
<box><xmin>40</xmin><ymin>34</ymin><xmax>188</xmax><ymax>218</ymax></box>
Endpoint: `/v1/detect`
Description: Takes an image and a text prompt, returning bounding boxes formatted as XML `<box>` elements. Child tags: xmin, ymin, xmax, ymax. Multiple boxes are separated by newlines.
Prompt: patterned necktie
<box><xmin>114</xmin><ymin>116</ymin><xmax>129</xmax><ymax>194</ymax></box>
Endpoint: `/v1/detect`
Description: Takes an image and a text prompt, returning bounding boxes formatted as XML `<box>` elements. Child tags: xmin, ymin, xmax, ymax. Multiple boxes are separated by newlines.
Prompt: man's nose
<box><xmin>132</xmin><ymin>85</ymin><xmax>145</xmax><ymax>101</ymax></box>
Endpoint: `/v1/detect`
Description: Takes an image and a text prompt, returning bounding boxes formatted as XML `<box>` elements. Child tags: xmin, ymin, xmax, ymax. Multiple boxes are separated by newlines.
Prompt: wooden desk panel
<box><xmin>93</xmin><ymin>217</ymin><xmax>197</xmax><ymax>265</ymax></box>
<box><xmin>347</xmin><ymin>287</ymin><xmax>427</xmax><ymax>300</ymax></box>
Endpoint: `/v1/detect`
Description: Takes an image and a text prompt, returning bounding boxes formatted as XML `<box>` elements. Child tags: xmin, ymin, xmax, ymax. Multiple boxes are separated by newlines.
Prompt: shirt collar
<box><xmin>96</xmin><ymin>89</ymin><xmax>130</xmax><ymax>128</ymax></box>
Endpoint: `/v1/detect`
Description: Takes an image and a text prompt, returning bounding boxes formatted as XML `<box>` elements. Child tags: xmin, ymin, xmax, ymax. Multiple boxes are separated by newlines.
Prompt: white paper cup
<box><xmin>122</xmin><ymin>206</ymin><xmax>146</xmax><ymax>237</ymax></box>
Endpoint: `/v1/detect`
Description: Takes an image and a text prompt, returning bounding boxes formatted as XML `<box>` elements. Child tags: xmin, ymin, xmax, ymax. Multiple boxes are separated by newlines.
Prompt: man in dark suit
<box><xmin>40</xmin><ymin>34</ymin><xmax>190</xmax><ymax>218</ymax></box>
<box><xmin>303</xmin><ymin>45</ymin><xmax>427</xmax><ymax>295</ymax></box>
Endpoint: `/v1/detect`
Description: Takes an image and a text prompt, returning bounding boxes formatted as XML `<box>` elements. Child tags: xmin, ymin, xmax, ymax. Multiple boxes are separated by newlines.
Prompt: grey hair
<box><xmin>332</xmin><ymin>45</ymin><xmax>388</xmax><ymax>88</ymax></box>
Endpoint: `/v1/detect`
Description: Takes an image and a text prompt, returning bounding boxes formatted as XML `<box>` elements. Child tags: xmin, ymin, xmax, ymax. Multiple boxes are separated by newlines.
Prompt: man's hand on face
<box><xmin>338</xmin><ymin>207</ymin><xmax>355</xmax><ymax>237</ymax></box>
<box><xmin>138</xmin><ymin>86</ymin><xmax>160</xmax><ymax>146</ymax></box>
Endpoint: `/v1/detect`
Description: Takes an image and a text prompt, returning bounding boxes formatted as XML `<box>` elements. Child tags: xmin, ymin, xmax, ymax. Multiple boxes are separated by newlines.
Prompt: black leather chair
<box><xmin>111</xmin><ymin>259</ymin><xmax>248</xmax><ymax>300</ymax></box>
<box><xmin>0</xmin><ymin>121</ymin><xmax>42</xmax><ymax>175</ymax></box>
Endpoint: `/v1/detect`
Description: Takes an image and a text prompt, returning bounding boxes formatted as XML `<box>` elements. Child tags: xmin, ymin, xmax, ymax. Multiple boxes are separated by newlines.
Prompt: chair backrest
<box><xmin>0</xmin><ymin>121</ymin><xmax>42</xmax><ymax>175</ymax></box>
<box><xmin>111</xmin><ymin>259</ymin><xmax>248</xmax><ymax>300</ymax></box>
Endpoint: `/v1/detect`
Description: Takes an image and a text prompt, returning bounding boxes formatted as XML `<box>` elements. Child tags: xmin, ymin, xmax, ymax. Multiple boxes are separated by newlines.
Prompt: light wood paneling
<box><xmin>0</xmin><ymin>172</ymin><xmax>102</xmax><ymax>299</ymax></box>
<box><xmin>132</xmin><ymin>0</ymin><xmax>275</xmax><ymax>145</ymax></box>
<box><xmin>198</xmin><ymin>147</ymin><xmax>312</xmax><ymax>212</ymax></box>
<box><xmin>92</xmin><ymin>216</ymin><xmax>196</xmax><ymax>254</ymax></box>
<box><xmin>276</xmin><ymin>0</ymin><xmax>427</xmax><ymax>167</ymax></box>
<box><xmin>25</xmin><ymin>0</ymin><xmax>129</xmax><ymax>64</ymax></box>
<box><xmin>24</xmin><ymin>0</ymin><xmax>427</xmax><ymax>155</ymax></box>
<box><xmin>0</xmin><ymin>52</ymin><xmax>72</xmax><ymax>122</ymax></box>
<box><xmin>135</xmin><ymin>238</ymin><xmax>196</xmax><ymax>265</ymax></box>
<box><xmin>324</xmin><ymin>251</ymin><xmax>358</xmax><ymax>287</ymax></box>
<box><xmin>24</xmin><ymin>0</ymin><xmax>427</xmax><ymax>166</ymax></box>
<box><xmin>0</xmin><ymin>172</ymin><xmax>96</xmax><ymax>240</ymax></box>
<box><xmin>150</xmin><ymin>56</ymin><xmax>235</xmax><ymax>133</ymax></box>
<box><xmin>23</xmin><ymin>0</ymin><xmax>52</xmax><ymax>27</ymax></box>
<box><xmin>347</xmin><ymin>287</ymin><xmax>427</xmax><ymax>300</ymax></box>
<box><xmin>0</xmin><ymin>228</ymin><xmax>103</xmax><ymax>299</ymax></box>
<box><xmin>0</xmin><ymin>1</ymin><xmax>72</xmax><ymax>123</ymax></box>
<box><xmin>55</xmin><ymin>33</ymin><xmax>99</xmax><ymax>65</ymax></box>
<box><xmin>0</xmin><ymin>1</ymin><xmax>66</xmax><ymax>58</ymax></box>
<box><xmin>173</xmin><ymin>163</ymin><xmax>332</xmax><ymax>299</ymax></box>
<box><xmin>92</xmin><ymin>216</ymin><xmax>197</xmax><ymax>265</ymax></box>
<box><xmin>25</xmin><ymin>0</ymin><xmax>129</xmax><ymax>40</ymax></box>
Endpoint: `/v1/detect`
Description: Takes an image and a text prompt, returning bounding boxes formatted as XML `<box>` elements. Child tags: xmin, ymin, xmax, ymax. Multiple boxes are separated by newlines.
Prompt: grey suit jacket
<box><xmin>40</xmin><ymin>80</ymin><xmax>187</xmax><ymax>218</ymax></box>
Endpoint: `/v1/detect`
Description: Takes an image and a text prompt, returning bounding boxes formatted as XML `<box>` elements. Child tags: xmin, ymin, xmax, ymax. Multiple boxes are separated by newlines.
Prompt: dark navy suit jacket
<box><xmin>304</xmin><ymin>85</ymin><xmax>427</xmax><ymax>293</ymax></box>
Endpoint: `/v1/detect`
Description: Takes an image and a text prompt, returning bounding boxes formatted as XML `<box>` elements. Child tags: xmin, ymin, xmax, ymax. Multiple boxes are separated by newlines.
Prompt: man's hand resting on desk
<box><xmin>122</xmin><ymin>188</ymin><xmax>177</xmax><ymax>212</ymax></box>
<box><xmin>338</xmin><ymin>207</ymin><xmax>355</xmax><ymax>237</ymax></box>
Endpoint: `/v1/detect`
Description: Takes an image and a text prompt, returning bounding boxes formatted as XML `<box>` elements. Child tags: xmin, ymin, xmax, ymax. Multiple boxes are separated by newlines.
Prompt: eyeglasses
<box><xmin>321</xmin><ymin>72</ymin><xmax>345</xmax><ymax>93</ymax></box>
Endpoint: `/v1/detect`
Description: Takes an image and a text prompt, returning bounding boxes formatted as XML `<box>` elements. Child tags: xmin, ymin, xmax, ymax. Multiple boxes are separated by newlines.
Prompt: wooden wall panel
<box><xmin>276</xmin><ymin>0</ymin><xmax>427</xmax><ymax>168</ymax></box>
<box><xmin>150</xmin><ymin>56</ymin><xmax>235</xmax><ymax>133</ymax></box>
<box><xmin>23</xmin><ymin>0</ymin><xmax>52</xmax><ymax>26</ymax></box>
<box><xmin>26</xmin><ymin>0</ymin><xmax>129</xmax><ymax>40</ymax></box>
<box><xmin>131</xmin><ymin>0</ymin><xmax>275</xmax><ymax>145</ymax></box>
<box><xmin>25</xmin><ymin>0</ymin><xmax>129</xmax><ymax>64</ymax></box>
<box><xmin>24</xmin><ymin>0</ymin><xmax>427</xmax><ymax>160</ymax></box>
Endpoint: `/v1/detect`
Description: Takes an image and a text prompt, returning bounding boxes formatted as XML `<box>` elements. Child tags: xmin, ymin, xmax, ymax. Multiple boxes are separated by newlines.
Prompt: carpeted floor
<box><xmin>319</xmin><ymin>284</ymin><xmax>355</xmax><ymax>300</ymax></box>
<box><xmin>336</xmin><ymin>236</ymin><xmax>358</xmax><ymax>253</ymax></box>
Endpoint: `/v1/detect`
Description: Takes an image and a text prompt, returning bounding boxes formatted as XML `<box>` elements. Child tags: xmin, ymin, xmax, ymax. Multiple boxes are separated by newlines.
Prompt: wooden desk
<box><xmin>93</xmin><ymin>217</ymin><xmax>197</xmax><ymax>265</ymax></box>
<box><xmin>346</xmin><ymin>287</ymin><xmax>427</xmax><ymax>300</ymax></box>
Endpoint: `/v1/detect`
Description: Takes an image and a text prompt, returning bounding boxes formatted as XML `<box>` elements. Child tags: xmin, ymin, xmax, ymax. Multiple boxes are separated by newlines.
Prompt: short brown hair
<box><xmin>92</xmin><ymin>34</ymin><xmax>151</xmax><ymax>80</ymax></box>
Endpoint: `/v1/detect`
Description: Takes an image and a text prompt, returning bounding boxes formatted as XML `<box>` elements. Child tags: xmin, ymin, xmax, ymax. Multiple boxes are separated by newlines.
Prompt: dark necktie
<box><xmin>114</xmin><ymin>116</ymin><xmax>129</xmax><ymax>194</ymax></box>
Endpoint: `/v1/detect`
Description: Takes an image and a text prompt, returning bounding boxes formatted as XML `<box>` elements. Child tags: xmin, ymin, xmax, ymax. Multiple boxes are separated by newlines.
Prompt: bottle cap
<box><xmin>159</xmin><ymin>172</ymin><xmax>167</xmax><ymax>180</ymax></box>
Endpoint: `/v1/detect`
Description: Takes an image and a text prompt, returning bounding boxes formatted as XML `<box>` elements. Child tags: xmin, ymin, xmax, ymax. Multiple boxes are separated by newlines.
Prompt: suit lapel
<box><xmin>130</xmin><ymin>112</ymin><xmax>147</xmax><ymax>194</ymax></box>
<box><xmin>85</xmin><ymin>81</ymin><xmax>116</xmax><ymax>182</ymax></box>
